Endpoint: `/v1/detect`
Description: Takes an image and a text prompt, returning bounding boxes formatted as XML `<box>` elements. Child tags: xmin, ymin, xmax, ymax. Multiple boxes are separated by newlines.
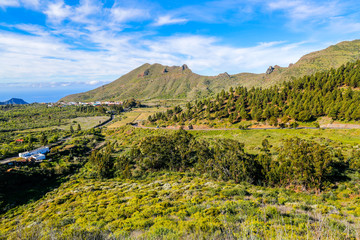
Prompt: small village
<box><xmin>50</xmin><ymin>101</ymin><xmax>123</xmax><ymax>107</ymax></box>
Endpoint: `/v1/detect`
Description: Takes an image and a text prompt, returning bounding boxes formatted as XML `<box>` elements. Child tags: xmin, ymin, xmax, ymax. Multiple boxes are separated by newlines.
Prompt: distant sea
<box><xmin>0</xmin><ymin>87</ymin><xmax>95</xmax><ymax>103</ymax></box>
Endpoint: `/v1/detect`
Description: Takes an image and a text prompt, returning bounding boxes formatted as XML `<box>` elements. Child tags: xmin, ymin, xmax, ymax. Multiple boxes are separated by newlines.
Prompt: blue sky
<box><xmin>1</xmin><ymin>0</ymin><xmax>360</xmax><ymax>102</ymax></box>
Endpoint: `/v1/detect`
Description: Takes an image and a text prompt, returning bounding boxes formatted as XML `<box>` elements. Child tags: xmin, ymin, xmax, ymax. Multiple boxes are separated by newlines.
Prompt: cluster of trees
<box><xmin>89</xmin><ymin>144</ymin><xmax>114</xmax><ymax>179</ymax></box>
<box><xmin>108</xmin><ymin>104</ymin><xmax>124</xmax><ymax>114</ymax></box>
<box><xmin>75</xmin><ymin>105</ymin><xmax>102</xmax><ymax>113</ymax></box>
<box><xmin>149</xmin><ymin>61</ymin><xmax>360</xmax><ymax>125</ymax></box>
<box><xmin>89</xmin><ymin>129</ymin><xmax>353</xmax><ymax>191</ymax></box>
<box><xmin>123</xmin><ymin>98</ymin><xmax>142</xmax><ymax>109</ymax></box>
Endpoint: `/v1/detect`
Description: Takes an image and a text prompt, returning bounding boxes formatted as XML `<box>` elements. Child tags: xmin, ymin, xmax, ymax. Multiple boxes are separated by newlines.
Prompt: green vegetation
<box><xmin>2</xmin><ymin>172</ymin><xmax>360</xmax><ymax>239</ymax></box>
<box><xmin>149</xmin><ymin>60</ymin><xmax>360</xmax><ymax>127</ymax></box>
<box><xmin>0</xmin><ymin>104</ymin><xmax>110</xmax><ymax>160</ymax></box>
<box><xmin>258</xmin><ymin>39</ymin><xmax>360</xmax><ymax>88</ymax></box>
<box><xmin>0</xmin><ymin>104</ymin><xmax>110</xmax><ymax>212</ymax></box>
<box><xmin>0</xmin><ymin>128</ymin><xmax>104</xmax><ymax>213</ymax></box>
<box><xmin>2</xmin><ymin>42</ymin><xmax>360</xmax><ymax>239</ymax></box>
<box><xmin>61</xmin><ymin>40</ymin><xmax>360</xmax><ymax>102</ymax></box>
<box><xmin>1</xmin><ymin>127</ymin><xmax>360</xmax><ymax>239</ymax></box>
<box><xmin>0</xmin><ymin>129</ymin><xmax>66</xmax><ymax>159</ymax></box>
<box><xmin>0</xmin><ymin>104</ymin><xmax>104</xmax><ymax>131</ymax></box>
<box><xmin>102</xmin><ymin>128</ymin><xmax>348</xmax><ymax>192</ymax></box>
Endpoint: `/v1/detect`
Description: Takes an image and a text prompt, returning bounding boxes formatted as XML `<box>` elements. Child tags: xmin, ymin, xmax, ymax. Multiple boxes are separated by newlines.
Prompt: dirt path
<box><xmin>134</xmin><ymin>124</ymin><xmax>360</xmax><ymax>131</ymax></box>
<box><xmin>320</xmin><ymin>123</ymin><xmax>360</xmax><ymax>129</ymax></box>
<box><xmin>94</xmin><ymin>115</ymin><xmax>114</xmax><ymax>128</ymax></box>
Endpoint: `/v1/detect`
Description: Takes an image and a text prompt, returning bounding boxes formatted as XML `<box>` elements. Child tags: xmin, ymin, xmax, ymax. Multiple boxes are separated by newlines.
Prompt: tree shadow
<box><xmin>0</xmin><ymin>169</ymin><xmax>70</xmax><ymax>214</ymax></box>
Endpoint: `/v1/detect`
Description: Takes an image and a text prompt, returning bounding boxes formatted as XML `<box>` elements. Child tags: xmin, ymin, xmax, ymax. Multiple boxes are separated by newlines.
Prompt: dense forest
<box><xmin>149</xmin><ymin>60</ymin><xmax>360</xmax><ymax>125</ymax></box>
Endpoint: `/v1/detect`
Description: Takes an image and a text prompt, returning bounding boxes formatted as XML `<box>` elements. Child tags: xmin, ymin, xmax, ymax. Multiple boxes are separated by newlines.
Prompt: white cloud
<box><xmin>44</xmin><ymin>1</ymin><xmax>72</xmax><ymax>23</ymax></box>
<box><xmin>142</xmin><ymin>35</ymin><xmax>318</xmax><ymax>74</ymax></box>
<box><xmin>268</xmin><ymin>0</ymin><xmax>340</xmax><ymax>21</ymax></box>
<box><xmin>13</xmin><ymin>24</ymin><xmax>49</xmax><ymax>36</ymax></box>
<box><xmin>110</xmin><ymin>7</ymin><xmax>148</xmax><ymax>23</ymax></box>
<box><xmin>87</xmin><ymin>80</ymin><xmax>99</xmax><ymax>85</ymax></box>
<box><xmin>153</xmin><ymin>15</ymin><xmax>188</xmax><ymax>26</ymax></box>
<box><xmin>0</xmin><ymin>0</ymin><xmax>39</xmax><ymax>10</ymax></box>
<box><xmin>326</xmin><ymin>16</ymin><xmax>360</xmax><ymax>34</ymax></box>
<box><xmin>0</xmin><ymin>0</ymin><xmax>19</xmax><ymax>8</ymax></box>
<box><xmin>0</xmin><ymin>26</ymin><xmax>322</xmax><ymax>87</ymax></box>
<box><xmin>20</xmin><ymin>0</ymin><xmax>39</xmax><ymax>8</ymax></box>
<box><xmin>71</xmin><ymin>0</ymin><xmax>100</xmax><ymax>24</ymax></box>
<box><xmin>0</xmin><ymin>0</ymin><xmax>359</xmax><ymax>90</ymax></box>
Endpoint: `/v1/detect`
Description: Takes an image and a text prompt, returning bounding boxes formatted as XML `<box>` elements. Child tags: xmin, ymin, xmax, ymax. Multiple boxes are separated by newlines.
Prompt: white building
<box><xmin>19</xmin><ymin>146</ymin><xmax>50</xmax><ymax>159</ymax></box>
<box><xmin>31</xmin><ymin>153</ymin><xmax>46</xmax><ymax>161</ymax></box>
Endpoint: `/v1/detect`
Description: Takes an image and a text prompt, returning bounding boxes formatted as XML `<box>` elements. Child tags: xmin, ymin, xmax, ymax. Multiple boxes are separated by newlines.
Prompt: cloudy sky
<box><xmin>1</xmin><ymin>0</ymin><xmax>360</xmax><ymax>102</ymax></box>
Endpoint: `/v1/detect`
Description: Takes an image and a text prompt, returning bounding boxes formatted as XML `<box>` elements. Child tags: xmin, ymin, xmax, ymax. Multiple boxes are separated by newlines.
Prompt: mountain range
<box><xmin>60</xmin><ymin>40</ymin><xmax>360</xmax><ymax>102</ymax></box>
<box><xmin>0</xmin><ymin>98</ymin><xmax>28</xmax><ymax>105</ymax></box>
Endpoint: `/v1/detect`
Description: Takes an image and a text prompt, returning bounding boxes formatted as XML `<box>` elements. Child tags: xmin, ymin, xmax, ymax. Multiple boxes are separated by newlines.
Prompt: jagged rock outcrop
<box><xmin>143</xmin><ymin>69</ymin><xmax>150</xmax><ymax>76</ymax></box>
<box><xmin>266</xmin><ymin>66</ymin><xmax>275</xmax><ymax>74</ymax></box>
<box><xmin>218</xmin><ymin>72</ymin><xmax>231</xmax><ymax>78</ymax></box>
<box><xmin>182</xmin><ymin>64</ymin><xmax>189</xmax><ymax>70</ymax></box>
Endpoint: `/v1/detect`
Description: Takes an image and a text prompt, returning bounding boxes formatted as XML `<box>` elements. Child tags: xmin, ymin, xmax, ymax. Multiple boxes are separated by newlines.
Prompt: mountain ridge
<box><xmin>0</xmin><ymin>98</ymin><xmax>28</xmax><ymax>105</ymax></box>
<box><xmin>60</xmin><ymin>39</ymin><xmax>360</xmax><ymax>102</ymax></box>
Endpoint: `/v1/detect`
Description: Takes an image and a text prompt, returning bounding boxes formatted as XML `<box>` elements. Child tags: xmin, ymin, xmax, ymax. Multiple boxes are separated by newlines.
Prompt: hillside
<box><xmin>60</xmin><ymin>39</ymin><xmax>360</xmax><ymax>102</ymax></box>
<box><xmin>148</xmin><ymin>60</ymin><xmax>360</xmax><ymax>127</ymax></box>
<box><xmin>259</xmin><ymin>39</ymin><xmax>360</xmax><ymax>87</ymax></box>
<box><xmin>0</xmin><ymin>98</ymin><xmax>28</xmax><ymax>105</ymax></box>
<box><xmin>61</xmin><ymin>63</ymin><xmax>251</xmax><ymax>102</ymax></box>
<box><xmin>1</xmin><ymin>126</ymin><xmax>360</xmax><ymax>239</ymax></box>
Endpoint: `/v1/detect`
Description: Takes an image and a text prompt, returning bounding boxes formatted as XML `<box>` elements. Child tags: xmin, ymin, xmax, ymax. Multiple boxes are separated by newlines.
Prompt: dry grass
<box><xmin>108</xmin><ymin>107</ymin><xmax>169</xmax><ymax>129</ymax></box>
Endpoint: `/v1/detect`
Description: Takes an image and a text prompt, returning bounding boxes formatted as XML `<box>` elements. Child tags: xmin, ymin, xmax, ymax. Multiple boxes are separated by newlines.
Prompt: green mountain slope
<box><xmin>61</xmin><ymin>63</ymin><xmax>248</xmax><ymax>102</ymax></box>
<box><xmin>60</xmin><ymin>40</ymin><xmax>360</xmax><ymax>102</ymax></box>
<box><xmin>148</xmin><ymin>60</ymin><xmax>360</xmax><ymax>127</ymax></box>
<box><xmin>259</xmin><ymin>39</ymin><xmax>360</xmax><ymax>87</ymax></box>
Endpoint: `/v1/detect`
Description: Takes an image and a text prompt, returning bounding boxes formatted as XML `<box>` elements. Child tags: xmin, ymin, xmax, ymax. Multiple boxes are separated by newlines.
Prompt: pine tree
<box><xmin>40</xmin><ymin>133</ymin><xmax>47</xmax><ymax>146</ymax></box>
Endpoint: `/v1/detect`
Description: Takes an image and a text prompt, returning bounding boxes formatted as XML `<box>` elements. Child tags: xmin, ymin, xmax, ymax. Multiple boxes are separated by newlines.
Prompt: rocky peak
<box><xmin>266</xmin><ymin>66</ymin><xmax>275</xmax><ymax>74</ymax></box>
<box><xmin>182</xmin><ymin>64</ymin><xmax>189</xmax><ymax>71</ymax></box>
<box><xmin>218</xmin><ymin>72</ymin><xmax>230</xmax><ymax>78</ymax></box>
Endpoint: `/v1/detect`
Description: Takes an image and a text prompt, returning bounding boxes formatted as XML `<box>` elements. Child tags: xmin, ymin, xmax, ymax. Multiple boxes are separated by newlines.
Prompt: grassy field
<box><xmin>108</xmin><ymin>107</ymin><xmax>168</xmax><ymax>129</ymax></box>
<box><xmin>191</xmin><ymin>128</ymin><xmax>360</xmax><ymax>154</ymax></box>
<box><xmin>106</xmin><ymin>126</ymin><xmax>360</xmax><ymax>155</ymax></box>
<box><xmin>65</xmin><ymin>116</ymin><xmax>110</xmax><ymax>130</ymax></box>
